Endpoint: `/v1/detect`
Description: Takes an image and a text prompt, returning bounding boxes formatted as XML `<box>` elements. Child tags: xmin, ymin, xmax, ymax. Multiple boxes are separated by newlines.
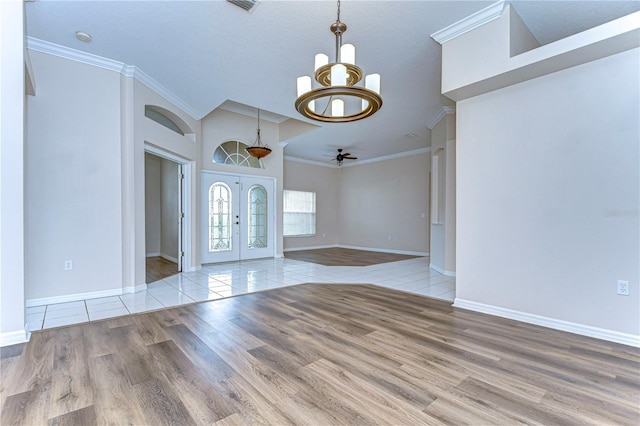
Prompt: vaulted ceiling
<box><xmin>25</xmin><ymin>0</ymin><xmax>639</xmax><ymax>163</ymax></box>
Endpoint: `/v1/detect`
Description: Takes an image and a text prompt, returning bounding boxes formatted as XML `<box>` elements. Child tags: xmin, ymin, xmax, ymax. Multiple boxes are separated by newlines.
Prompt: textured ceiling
<box><xmin>25</xmin><ymin>0</ymin><xmax>639</xmax><ymax>164</ymax></box>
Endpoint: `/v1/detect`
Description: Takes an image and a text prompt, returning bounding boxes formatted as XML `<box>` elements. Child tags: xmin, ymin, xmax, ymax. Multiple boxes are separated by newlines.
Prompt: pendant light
<box><xmin>246</xmin><ymin>109</ymin><xmax>272</xmax><ymax>159</ymax></box>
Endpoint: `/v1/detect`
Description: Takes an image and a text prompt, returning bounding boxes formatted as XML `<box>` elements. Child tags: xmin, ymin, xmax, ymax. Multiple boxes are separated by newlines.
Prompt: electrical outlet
<box><xmin>617</xmin><ymin>280</ymin><xmax>629</xmax><ymax>296</ymax></box>
<box><xmin>64</xmin><ymin>260</ymin><xmax>73</xmax><ymax>271</ymax></box>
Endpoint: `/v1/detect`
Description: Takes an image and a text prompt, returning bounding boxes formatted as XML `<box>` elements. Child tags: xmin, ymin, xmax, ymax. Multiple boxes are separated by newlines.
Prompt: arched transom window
<box><xmin>213</xmin><ymin>141</ymin><xmax>263</xmax><ymax>169</ymax></box>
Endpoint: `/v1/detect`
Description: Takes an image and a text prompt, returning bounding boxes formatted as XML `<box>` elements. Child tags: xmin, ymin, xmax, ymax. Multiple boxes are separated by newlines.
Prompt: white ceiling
<box><xmin>25</xmin><ymin>0</ymin><xmax>639</xmax><ymax>164</ymax></box>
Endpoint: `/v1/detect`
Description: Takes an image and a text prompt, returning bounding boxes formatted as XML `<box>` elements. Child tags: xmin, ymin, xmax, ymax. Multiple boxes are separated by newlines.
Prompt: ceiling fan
<box><xmin>334</xmin><ymin>148</ymin><xmax>358</xmax><ymax>166</ymax></box>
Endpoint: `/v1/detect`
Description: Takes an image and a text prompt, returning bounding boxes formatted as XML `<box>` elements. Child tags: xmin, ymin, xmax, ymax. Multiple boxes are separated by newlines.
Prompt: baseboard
<box><xmin>124</xmin><ymin>284</ymin><xmax>148</xmax><ymax>293</ymax></box>
<box><xmin>160</xmin><ymin>253</ymin><xmax>178</xmax><ymax>263</ymax></box>
<box><xmin>429</xmin><ymin>263</ymin><xmax>456</xmax><ymax>276</ymax></box>
<box><xmin>0</xmin><ymin>329</ymin><xmax>30</xmax><ymax>347</ymax></box>
<box><xmin>26</xmin><ymin>288</ymin><xmax>124</xmax><ymax>307</ymax></box>
<box><xmin>341</xmin><ymin>245</ymin><xmax>429</xmax><ymax>257</ymax></box>
<box><xmin>147</xmin><ymin>253</ymin><xmax>178</xmax><ymax>263</ymax></box>
<box><xmin>453</xmin><ymin>298</ymin><xmax>640</xmax><ymax>348</ymax></box>
<box><xmin>26</xmin><ymin>284</ymin><xmax>149</xmax><ymax>307</ymax></box>
<box><xmin>283</xmin><ymin>244</ymin><xmax>338</xmax><ymax>252</ymax></box>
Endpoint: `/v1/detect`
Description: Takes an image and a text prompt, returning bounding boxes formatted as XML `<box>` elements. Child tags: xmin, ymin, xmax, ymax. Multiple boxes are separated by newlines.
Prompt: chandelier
<box><xmin>246</xmin><ymin>109</ymin><xmax>272</xmax><ymax>159</ymax></box>
<box><xmin>295</xmin><ymin>0</ymin><xmax>382</xmax><ymax>123</ymax></box>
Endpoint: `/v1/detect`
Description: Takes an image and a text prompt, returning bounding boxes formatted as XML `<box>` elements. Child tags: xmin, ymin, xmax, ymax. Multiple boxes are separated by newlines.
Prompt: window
<box><xmin>248</xmin><ymin>185</ymin><xmax>268</xmax><ymax>248</ymax></box>
<box><xmin>283</xmin><ymin>190</ymin><xmax>316</xmax><ymax>236</ymax></box>
<box><xmin>213</xmin><ymin>141</ymin><xmax>263</xmax><ymax>169</ymax></box>
<box><xmin>144</xmin><ymin>105</ymin><xmax>193</xmax><ymax>136</ymax></box>
<box><xmin>208</xmin><ymin>182</ymin><xmax>232</xmax><ymax>252</ymax></box>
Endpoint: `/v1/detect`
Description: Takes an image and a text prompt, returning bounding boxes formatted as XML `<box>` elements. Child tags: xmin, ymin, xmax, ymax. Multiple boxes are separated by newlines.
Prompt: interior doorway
<box><xmin>145</xmin><ymin>151</ymin><xmax>184</xmax><ymax>282</ymax></box>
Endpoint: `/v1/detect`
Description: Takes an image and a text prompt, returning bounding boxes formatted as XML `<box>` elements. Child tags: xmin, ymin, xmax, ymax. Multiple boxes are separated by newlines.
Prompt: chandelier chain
<box><xmin>336</xmin><ymin>0</ymin><xmax>341</xmax><ymax>22</ymax></box>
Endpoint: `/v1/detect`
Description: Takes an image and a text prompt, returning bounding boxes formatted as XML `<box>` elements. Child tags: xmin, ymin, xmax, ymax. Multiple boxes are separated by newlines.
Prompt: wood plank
<box><xmin>1</xmin><ymin>384</ymin><xmax>51</xmax><ymax>426</ymax></box>
<box><xmin>48</xmin><ymin>327</ymin><xmax>93</xmax><ymax>418</ymax></box>
<box><xmin>48</xmin><ymin>405</ymin><xmax>96</xmax><ymax>426</ymax></box>
<box><xmin>88</xmin><ymin>353</ymin><xmax>147</xmax><ymax>425</ymax></box>
<box><xmin>163</xmin><ymin>323</ymin><xmax>235</xmax><ymax>383</ymax></box>
<box><xmin>0</xmin><ymin>331</ymin><xmax>55</xmax><ymax>397</ymax></box>
<box><xmin>147</xmin><ymin>340</ymin><xmax>235</xmax><ymax>423</ymax></box>
<box><xmin>200</xmin><ymin>331</ymin><xmax>298</xmax><ymax>403</ymax></box>
<box><xmin>146</xmin><ymin>256</ymin><xmax>178</xmax><ymax>283</ymax></box>
<box><xmin>134</xmin><ymin>377</ymin><xmax>197</xmax><ymax>426</ymax></box>
<box><xmin>214</xmin><ymin>375</ymin><xmax>295</xmax><ymax>426</ymax></box>
<box><xmin>78</xmin><ymin>322</ymin><xmax>114</xmax><ymax>358</ymax></box>
<box><xmin>109</xmin><ymin>325</ymin><xmax>157</xmax><ymax>386</ymax></box>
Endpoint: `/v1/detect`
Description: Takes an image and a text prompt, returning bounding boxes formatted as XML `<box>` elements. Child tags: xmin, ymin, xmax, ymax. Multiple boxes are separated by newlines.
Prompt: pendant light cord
<box><xmin>255</xmin><ymin>109</ymin><xmax>262</xmax><ymax>146</ymax></box>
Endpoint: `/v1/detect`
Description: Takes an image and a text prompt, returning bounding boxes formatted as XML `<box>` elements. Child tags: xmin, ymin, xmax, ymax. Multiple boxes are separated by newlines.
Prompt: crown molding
<box><xmin>431</xmin><ymin>1</ymin><xmax>508</xmax><ymax>45</ymax></box>
<box><xmin>284</xmin><ymin>156</ymin><xmax>338</xmax><ymax>168</ymax></box>
<box><xmin>342</xmin><ymin>147</ymin><xmax>431</xmax><ymax>167</ymax></box>
<box><xmin>427</xmin><ymin>106</ymin><xmax>456</xmax><ymax>129</ymax></box>
<box><xmin>27</xmin><ymin>37</ymin><xmax>125</xmax><ymax>73</ymax></box>
<box><xmin>128</xmin><ymin>66</ymin><xmax>200</xmax><ymax>119</ymax></box>
<box><xmin>285</xmin><ymin>147</ymin><xmax>432</xmax><ymax>169</ymax></box>
<box><xmin>26</xmin><ymin>37</ymin><xmax>200</xmax><ymax>119</ymax></box>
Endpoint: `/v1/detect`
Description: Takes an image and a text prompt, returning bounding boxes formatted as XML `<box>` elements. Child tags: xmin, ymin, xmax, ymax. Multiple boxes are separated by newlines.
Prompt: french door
<box><xmin>201</xmin><ymin>172</ymin><xmax>275</xmax><ymax>263</ymax></box>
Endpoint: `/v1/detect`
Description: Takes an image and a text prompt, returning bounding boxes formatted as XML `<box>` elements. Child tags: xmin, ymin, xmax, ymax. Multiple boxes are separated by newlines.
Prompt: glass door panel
<box><xmin>248</xmin><ymin>184</ymin><xmax>267</xmax><ymax>249</ymax></box>
<box><xmin>209</xmin><ymin>182</ymin><xmax>232</xmax><ymax>252</ymax></box>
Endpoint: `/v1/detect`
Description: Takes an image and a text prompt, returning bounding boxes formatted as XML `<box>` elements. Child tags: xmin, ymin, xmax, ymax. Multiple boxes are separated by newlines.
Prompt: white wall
<box><xmin>0</xmin><ymin>0</ymin><xmax>27</xmax><ymax>345</ymax></box>
<box><xmin>283</xmin><ymin>160</ymin><xmax>340</xmax><ymax>250</ymax></box>
<box><xmin>145</xmin><ymin>153</ymin><xmax>179</xmax><ymax>262</ymax></box>
<box><xmin>338</xmin><ymin>153</ymin><xmax>430</xmax><ymax>254</ymax></box>
<box><xmin>429</xmin><ymin>114</ymin><xmax>456</xmax><ymax>273</ymax></box>
<box><xmin>456</xmin><ymin>48</ymin><xmax>640</xmax><ymax>339</ymax></box>
<box><xmin>144</xmin><ymin>153</ymin><xmax>161</xmax><ymax>255</ymax></box>
<box><xmin>25</xmin><ymin>51</ymin><xmax>123</xmax><ymax>301</ymax></box>
<box><xmin>160</xmin><ymin>158</ymin><xmax>179</xmax><ymax>260</ymax></box>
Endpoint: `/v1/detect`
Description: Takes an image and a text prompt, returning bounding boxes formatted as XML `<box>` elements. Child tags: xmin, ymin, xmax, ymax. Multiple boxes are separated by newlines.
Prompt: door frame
<box><xmin>201</xmin><ymin>169</ymin><xmax>277</xmax><ymax>263</ymax></box>
<box><xmin>144</xmin><ymin>144</ymin><xmax>193</xmax><ymax>275</ymax></box>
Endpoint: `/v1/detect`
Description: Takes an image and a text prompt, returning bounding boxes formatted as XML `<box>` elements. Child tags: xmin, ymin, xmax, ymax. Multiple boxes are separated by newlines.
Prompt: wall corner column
<box><xmin>0</xmin><ymin>0</ymin><xmax>28</xmax><ymax>346</ymax></box>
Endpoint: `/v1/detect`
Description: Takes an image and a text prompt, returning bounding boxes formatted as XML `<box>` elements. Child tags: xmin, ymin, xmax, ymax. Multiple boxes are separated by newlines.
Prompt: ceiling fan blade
<box><xmin>343</xmin><ymin>153</ymin><xmax>351</xmax><ymax>156</ymax></box>
<box><xmin>344</xmin><ymin>156</ymin><xmax>358</xmax><ymax>160</ymax></box>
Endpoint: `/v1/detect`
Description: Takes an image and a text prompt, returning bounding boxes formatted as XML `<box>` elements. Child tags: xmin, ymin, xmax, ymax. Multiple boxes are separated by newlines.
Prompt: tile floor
<box><xmin>26</xmin><ymin>256</ymin><xmax>455</xmax><ymax>332</ymax></box>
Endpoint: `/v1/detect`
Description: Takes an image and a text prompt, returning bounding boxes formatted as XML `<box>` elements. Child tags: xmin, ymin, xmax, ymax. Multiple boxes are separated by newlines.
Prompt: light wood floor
<box><xmin>146</xmin><ymin>256</ymin><xmax>178</xmax><ymax>283</ymax></box>
<box><xmin>285</xmin><ymin>247</ymin><xmax>420</xmax><ymax>266</ymax></box>
<box><xmin>1</xmin><ymin>283</ymin><xmax>638</xmax><ymax>425</ymax></box>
